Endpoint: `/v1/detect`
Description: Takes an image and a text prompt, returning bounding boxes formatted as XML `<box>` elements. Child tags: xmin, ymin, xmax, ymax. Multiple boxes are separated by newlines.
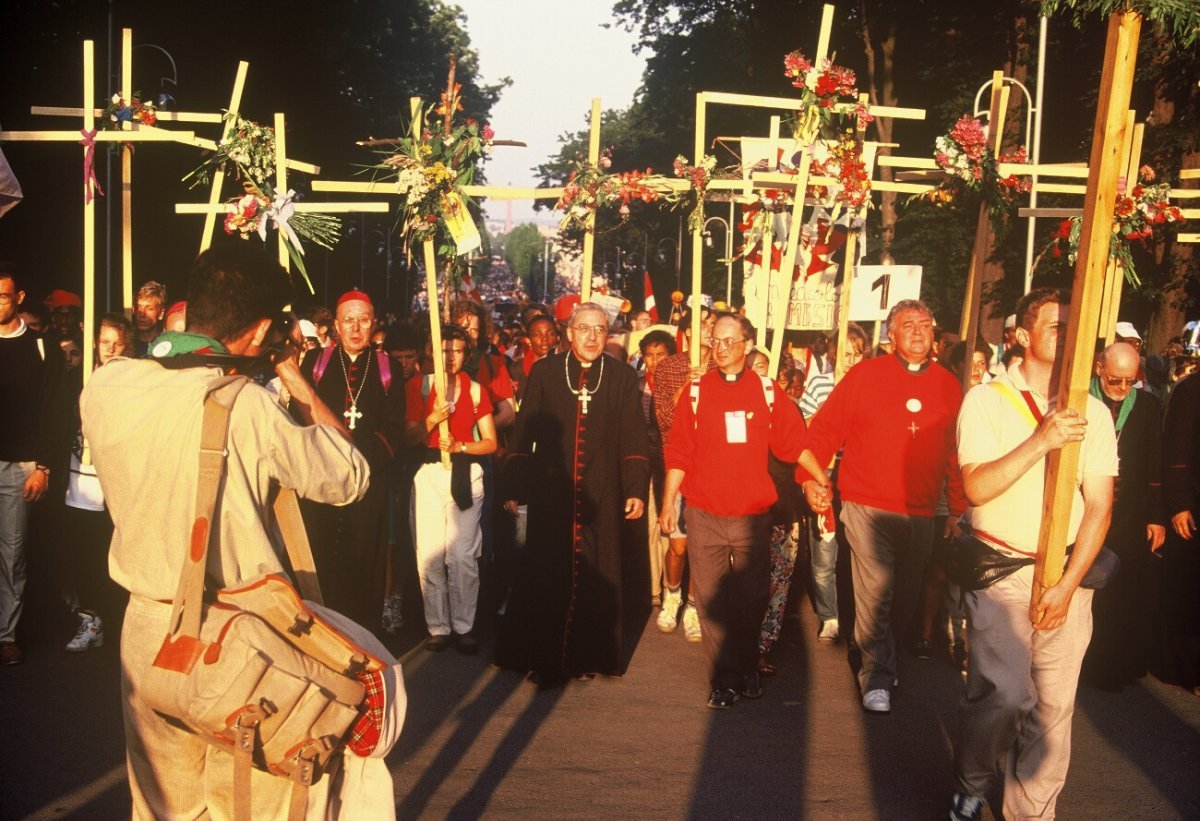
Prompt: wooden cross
<box><xmin>173</xmin><ymin>111</ymin><xmax>388</xmax><ymax>288</ymax></box>
<box><xmin>0</xmin><ymin>38</ymin><xmax>198</xmax><ymax>383</ymax></box>
<box><xmin>1034</xmin><ymin>9</ymin><xmax>1141</xmax><ymax>604</ymax></box>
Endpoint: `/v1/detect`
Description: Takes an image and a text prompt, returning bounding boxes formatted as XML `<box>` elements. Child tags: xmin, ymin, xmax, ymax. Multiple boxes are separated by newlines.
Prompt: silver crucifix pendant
<box><xmin>578</xmin><ymin>387</ymin><xmax>591</xmax><ymax>415</ymax></box>
<box><xmin>344</xmin><ymin>403</ymin><xmax>363</xmax><ymax>430</ymax></box>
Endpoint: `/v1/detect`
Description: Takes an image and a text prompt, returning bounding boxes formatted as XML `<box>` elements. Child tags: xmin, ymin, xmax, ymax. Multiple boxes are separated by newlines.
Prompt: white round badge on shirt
<box><xmin>906</xmin><ymin>398</ymin><xmax>922</xmax><ymax>413</ymax></box>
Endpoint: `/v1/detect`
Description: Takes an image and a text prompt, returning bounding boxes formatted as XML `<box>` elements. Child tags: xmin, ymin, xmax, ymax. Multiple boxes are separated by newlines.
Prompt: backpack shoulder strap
<box><xmin>376</xmin><ymin>351</ymin><xmax>392</xmax><ymax>395</ymax></box>
<box><xmin>689</xmin><ymin>377</ymin><xmax>702</xmax><ymax>424</ymax></box>
<box><xmin>759</xmin><ymin>374</ymin><xmax>775</xmax><ymax>415</ymax></box>
<box><xmin>163</xmin><ymin>375</ymin><xmax>250</xmax><ymax>647</ymax></box>
<box><xmin>987</xmin><ymin>380</ymin><xmax>1040</xmax><ymax>428</ymax></box>
<box><xmin>311</xmin><ymin>345</ymin><xmax>335</xmax><ymax>385</ymax></box>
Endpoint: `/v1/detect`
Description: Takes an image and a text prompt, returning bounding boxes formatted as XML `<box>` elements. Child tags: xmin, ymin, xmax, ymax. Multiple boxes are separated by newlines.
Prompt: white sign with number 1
<box><xmin>849</xmin><ymin>265</ymin><xmax>922</xmax><ymax>322</ymax></box>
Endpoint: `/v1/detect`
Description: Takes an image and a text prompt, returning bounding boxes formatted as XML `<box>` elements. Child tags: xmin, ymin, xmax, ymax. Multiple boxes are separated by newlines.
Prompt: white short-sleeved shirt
<box><xmin>957</xmin><ymin>363</ymin><xmax>1118</xmax><ymax>555</ymax></box>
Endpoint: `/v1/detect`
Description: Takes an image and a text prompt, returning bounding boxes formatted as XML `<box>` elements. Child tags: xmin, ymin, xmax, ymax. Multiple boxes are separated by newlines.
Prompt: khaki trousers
<box><xmin>953</xmin><ymin>566</ymin><xmax>1094</xmax><ymax>819</ymax></box>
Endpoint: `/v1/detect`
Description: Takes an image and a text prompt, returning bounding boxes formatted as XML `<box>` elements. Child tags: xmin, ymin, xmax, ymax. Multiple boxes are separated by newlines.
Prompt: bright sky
<box><xmin>452</xmin><ymin>0</ymin><xmax>647</xmax><ymax>229</ymax></box>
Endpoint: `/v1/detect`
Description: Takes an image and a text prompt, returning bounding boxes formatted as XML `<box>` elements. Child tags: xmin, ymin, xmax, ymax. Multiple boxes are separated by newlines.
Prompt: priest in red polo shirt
<box><xmin>799</xmin><ymin>299</ymin><xmax>965</xmax><ymax>715</ymax></box>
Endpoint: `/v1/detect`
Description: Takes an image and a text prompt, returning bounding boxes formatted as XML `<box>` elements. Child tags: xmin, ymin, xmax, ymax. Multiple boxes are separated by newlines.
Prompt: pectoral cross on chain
<box><xmin>907</xmin><ymin>421</ymin><xmax>919</xmax><ymax>438</ymax></box>
<box><xmin>344</xmin><ymin>403</ymin><xmax>363</xmax><ymax>431</ymax></box>
<box><xmin>578</xmin><ymin>387</ymin><xmax>592</xmax><ymax>415</ymax></box>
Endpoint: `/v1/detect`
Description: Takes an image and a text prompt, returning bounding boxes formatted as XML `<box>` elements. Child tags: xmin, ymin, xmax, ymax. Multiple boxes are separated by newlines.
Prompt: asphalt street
<box><xmin>2</xmin><ymin>587</ymin><xmax>1198</xmax><ymax>819</ymax></box>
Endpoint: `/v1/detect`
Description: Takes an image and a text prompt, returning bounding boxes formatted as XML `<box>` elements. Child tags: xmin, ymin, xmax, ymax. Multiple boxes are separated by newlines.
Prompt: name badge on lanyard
<box><xmin>725</xmin><ymin>410</ymin><xmax>748</xmax><ymax>444</ymax></box>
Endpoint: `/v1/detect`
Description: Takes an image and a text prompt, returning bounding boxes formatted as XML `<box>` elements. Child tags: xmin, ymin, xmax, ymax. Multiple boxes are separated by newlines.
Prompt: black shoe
<box><xmin>707</xmin><ymin>688</ymin><xmax>738</xmax><ymax>709</ymax></box>
<box><xmin>527</xmin><ymin>670</ymin><xmax>568</xmax><ymax>689</ymax></box>
<box><xmin>741</xmin><ymin>671</ymin><xmax>764</xmax><ymax>699</ymax></box>
<box><xmin>425</xmin><ymin>635</ymin><xmax>451</xmax><ymax>652</ymax></box>
<box><xmin>457</xmin><ymin>634</ymin><xmax>479</xmax><ymax>655</ymax></box>
<box><xmin>914</xmin><ymin>639</ymin><xmax>933</xmax><ymax>660</ymax></box>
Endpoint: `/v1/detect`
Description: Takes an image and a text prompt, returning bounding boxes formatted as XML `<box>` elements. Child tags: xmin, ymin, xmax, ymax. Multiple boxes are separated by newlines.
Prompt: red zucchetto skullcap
<box><xmin>44</xmin><ymin>289</ymin><xmax>82</xmax><ymax>309</ymax></box>
<box><xmin>337</xmin><ymin>289</ymin><xmax>373</xmax><ymax>308</ymax></box>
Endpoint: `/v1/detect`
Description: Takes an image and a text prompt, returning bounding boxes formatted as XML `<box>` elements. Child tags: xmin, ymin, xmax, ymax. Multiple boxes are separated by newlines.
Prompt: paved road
<box><xmin>3</xmin><ymin>590</ymin><xmax>1198</xmax><ymax>819</ymax></box>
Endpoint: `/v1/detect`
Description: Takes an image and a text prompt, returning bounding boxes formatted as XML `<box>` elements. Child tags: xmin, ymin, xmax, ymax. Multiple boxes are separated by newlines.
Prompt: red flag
<box><xmin>643</xmin><ymin>271</ymin><xmax>659</xmax><ymax>322</ymax></box>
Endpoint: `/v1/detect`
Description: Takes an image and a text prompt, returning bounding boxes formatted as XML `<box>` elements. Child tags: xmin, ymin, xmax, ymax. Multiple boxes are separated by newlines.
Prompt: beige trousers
<box><xmin>953</xmin><ymin>566</ymin><xmax>1094</xmax><ymax>819</ymax></box>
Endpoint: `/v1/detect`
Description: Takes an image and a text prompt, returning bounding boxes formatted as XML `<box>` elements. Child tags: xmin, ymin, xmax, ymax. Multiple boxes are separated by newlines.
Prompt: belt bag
<box><xmin>948</xmin><ymin>529</ymin><xmax>1120</xmax><ymax>592</ymax></box>
<box><xmin>139</xmin><ymin>376</ymin><xmax>385</xmax><ymax>820</ymax></box>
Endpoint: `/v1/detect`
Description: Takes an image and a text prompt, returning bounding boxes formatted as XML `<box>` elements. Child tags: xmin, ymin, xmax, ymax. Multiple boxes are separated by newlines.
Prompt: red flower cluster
<box><xmin>612</xmin><ymin>169</ymin><xmax>661</xmax><ymax>205</ymax></box>
<box><xmin>948</xmin><ymin>115</ymin><xmax>988</xmax><ymax>161</ymax></box>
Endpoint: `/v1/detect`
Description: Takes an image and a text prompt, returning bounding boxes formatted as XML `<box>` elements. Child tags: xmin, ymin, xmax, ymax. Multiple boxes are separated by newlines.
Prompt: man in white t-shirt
<box><xmin>949</xmin><ymin>288</ymin><xmax>1117</xmax><ymax>821</ymax></box>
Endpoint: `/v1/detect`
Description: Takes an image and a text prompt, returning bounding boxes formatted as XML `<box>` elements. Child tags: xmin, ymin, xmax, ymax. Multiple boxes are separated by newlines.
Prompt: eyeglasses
<box><xmin>706</xmin><ymin>336</ymin><xmax>746</xmax><ymax>352</ymax></box>
<box><xmin>572</xmin><ymin>324</ymin><xmax>608</xmax><ymax>338</ymax></box>
<box><xmin>1103</xmin><ymin>375</ymin><xmax>1136</xmax><ymax>388</ymax></box>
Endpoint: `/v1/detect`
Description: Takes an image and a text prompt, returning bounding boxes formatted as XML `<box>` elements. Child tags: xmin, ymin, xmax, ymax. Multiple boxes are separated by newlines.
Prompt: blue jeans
<box><xmin>0</xmin><ymin>461</ymin><xmax>33</xmax><ymax>643</ymax></box>
<box><xmin>810</xmin><ymin>531</ymin><xmax>839</xmax><ymax>622</ymax></box>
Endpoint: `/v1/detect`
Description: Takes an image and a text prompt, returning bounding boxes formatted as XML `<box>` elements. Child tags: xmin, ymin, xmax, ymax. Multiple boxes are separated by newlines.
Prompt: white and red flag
<box><xmin>643</xmin><ymin>271</ymin><xmax>659</xmax><ymax>321</ymax></box>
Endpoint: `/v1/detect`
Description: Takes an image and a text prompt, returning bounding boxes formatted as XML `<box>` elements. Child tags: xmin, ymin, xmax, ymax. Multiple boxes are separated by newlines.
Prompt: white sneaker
<box><xmin>66</xmin><ymin>613</ymin><xmax>104</xmax><ymax>652</ymax></box>
<box><xmin>862</xmin><ymin>688</ymin><xmax>891</xmax><ymax>713</ymax></box>
<box><xmin>818</xmin><ymin>618</ymin><xmax>839</xmax><ymax>642</ymax></box>
<box><xmin>682</xmin><ymin>605</ymin><xmax>702</xmax><ymax>642</ymax></box>
<box><xmin>949</xmin><ymin>791</ymin><xmax>985</xmax><ymax>820</ymax></box>
<box><xmin>657</xmin><ymin>589</ymin><xmax>682</xmax><ymax>632</ymax></box>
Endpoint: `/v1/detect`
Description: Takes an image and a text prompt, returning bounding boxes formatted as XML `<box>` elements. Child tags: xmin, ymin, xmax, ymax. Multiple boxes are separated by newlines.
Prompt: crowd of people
<box><xmin>2</xmin><ymin>246</ymin><xmax>1200</xmax><ymax>819</ymax></box>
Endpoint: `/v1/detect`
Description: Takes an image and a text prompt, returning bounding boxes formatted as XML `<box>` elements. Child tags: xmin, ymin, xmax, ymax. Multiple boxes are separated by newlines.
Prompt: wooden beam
<box><xmin>581</xmin><ymin>98</ymin><xmax>601</xmax><ymax>303</ymax></box>
<box><xmin>121</xmin><ymin>29</ymin><xmax>133</xmax><ymax>314</ymax></box>
<box><xmin>1101</xmin><ymin>117</ymin><xmax>1143</xmax><ymax>345</ymax></box>
<box><xmin>959</xmin><ymin>71</ymin><xmax>1009</xmax><ymax>390</ymax></box>
<box><xmin>422</xmin><ymin>240</ymin><xmax>451</xmax><ymax>469</ymax></box>
<box><xmin>82</xmin><ymin>40</ymin><xmax>96</xmax><ymax>389</ymax></box>
<box><xmin>1034</xmin><ymin>10</ymin><xmax>1141</xmax><ymax>605</ymax></box>
<box><xmin>32</xmin><ymin>105</ymin><xmax>224</xmax><ymax>123</ymax></box>
<box><xmin>274</xmin><ymin>113</ymin><xmax>289</xmax><ymax>269</ymax></box>
<box><xmin>690</xmin><ymin>92</ymin><xmax>706</xmax><ymax>367</ymax></box>
<box><xmin>200</xmin><ymin>61</ymin><xmax>248</xmax><ymax>253</ymax></box>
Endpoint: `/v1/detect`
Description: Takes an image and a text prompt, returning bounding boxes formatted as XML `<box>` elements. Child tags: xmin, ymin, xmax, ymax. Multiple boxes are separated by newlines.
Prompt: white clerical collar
<box><xmin>894</xmin><ymin>352</ymin><xmax>930</xmax><ymax>374</ymax></box>
<box><xmin>0</xmin><ymin>319</ymin><xmax>28</xmax><ymax>339</ymax></box>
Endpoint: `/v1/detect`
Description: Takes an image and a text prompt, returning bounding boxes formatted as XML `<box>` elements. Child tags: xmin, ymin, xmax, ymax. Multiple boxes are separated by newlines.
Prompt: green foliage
<box><xmin>500</xmin><ymin>224</ymin><xmax>546</xmax><ymax>297</ymax></box>
<box><xmin>1040</xmin><ymin>0</ymin><xmax>1200</xmax><ymax>48</ymax></box>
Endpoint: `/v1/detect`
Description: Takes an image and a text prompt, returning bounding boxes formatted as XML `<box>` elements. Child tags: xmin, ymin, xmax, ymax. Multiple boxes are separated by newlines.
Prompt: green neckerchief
<box><xmin>147</xmin><ymin>331</ymin><xmax>228</xmax><ymax>358</ymax></box>
<box><xmin>1089</xmin><ymin>376</ymin><xmax>1136</xmax><ymax>434</ymax></box>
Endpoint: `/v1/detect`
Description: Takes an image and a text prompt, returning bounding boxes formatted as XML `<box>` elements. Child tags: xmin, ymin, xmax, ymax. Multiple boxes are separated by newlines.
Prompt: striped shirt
<box><xmin>799</xmin><ymin>372</ymin><xmax>835</xmax><ymax>420</ymax></box>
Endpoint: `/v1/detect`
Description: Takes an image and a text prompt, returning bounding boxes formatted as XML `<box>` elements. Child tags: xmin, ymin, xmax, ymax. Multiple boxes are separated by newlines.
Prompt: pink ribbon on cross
<box><xmin>79</xmin><ymin>128</ymin><xmax>104</xmax><ymax>204</ymax></box>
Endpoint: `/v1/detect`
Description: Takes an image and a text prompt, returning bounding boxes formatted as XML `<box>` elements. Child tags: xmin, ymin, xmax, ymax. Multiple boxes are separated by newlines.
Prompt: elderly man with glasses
<box><xmin>1080</xmin><ymin>341</ymin><xmax>1165</xmax><ymax>691</ymax></box>
<box><xmin>497</xmin><ymin>302</ymin><xmax>650</xmax><ymax>687</ymax></box>
<box><xmin>661</xmin><ymin>313</ymin><xmax>807</xmax><ymax>708</ymax></box>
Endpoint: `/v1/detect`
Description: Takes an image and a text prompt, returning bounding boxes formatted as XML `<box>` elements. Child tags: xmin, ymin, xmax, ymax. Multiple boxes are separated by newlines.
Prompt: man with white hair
<box><xmin>799</xmin><ymin>299</ymin><xmax>966</xmax><ymax>714</ymax></box>
<box><xmin>497</xmin><ymin>302</ymin><xmax>650</xmax><ymax>687</ymax></box>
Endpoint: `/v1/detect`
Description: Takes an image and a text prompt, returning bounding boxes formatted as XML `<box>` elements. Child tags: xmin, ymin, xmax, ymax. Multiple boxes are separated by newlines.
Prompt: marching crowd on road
<box><xmin>3</xmin><ymin>246</ymin><xmax>1200</xmax><ymax>819</ymax></box>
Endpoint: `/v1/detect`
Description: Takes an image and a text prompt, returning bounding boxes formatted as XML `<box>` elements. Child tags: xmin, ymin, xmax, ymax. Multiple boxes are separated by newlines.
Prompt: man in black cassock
<box><xmin>294</xmin><ymin>289</ymin><xmax>406</xmax><ymax>636</ymax></box>
<box><xmin>1081</xmin><ymin>342</ymin><xmax>1166</xmax><ymax>690</ymax></box>
<box><xmin>1156</xmin><ymin>357</ymin><xmax>1200</xmax><ymax>693</ymax></box>
<box><xmin>496</xmin><ymin>301</ymin><xmax>650</xmax><ymax>685</ymax></box>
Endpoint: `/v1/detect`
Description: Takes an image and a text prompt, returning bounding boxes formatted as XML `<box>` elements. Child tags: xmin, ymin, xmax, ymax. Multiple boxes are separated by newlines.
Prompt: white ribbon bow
<box><xmin>258</xmin><ymin>188</ymin><xmax>304</xmax><ymax>255</ymax></box>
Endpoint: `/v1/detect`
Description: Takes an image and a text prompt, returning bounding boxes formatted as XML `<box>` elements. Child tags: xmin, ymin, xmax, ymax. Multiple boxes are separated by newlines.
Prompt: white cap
<box><xmin>1004</xmin><ymin>314</ymin><xmax>1017</xmax><ymax>329</ymax></box>
<box><xmin>297</xmin><ymin>318</ymin><xmax>318</xmax><ymax>339</ymax></box>
<box><xmin>1114</xmin><ymin>321</ymin><xmax>1141</xmax><ymax>341</ymax></box>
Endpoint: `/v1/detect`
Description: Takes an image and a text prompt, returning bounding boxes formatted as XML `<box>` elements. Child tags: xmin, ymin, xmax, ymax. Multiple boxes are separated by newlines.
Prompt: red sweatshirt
<box><xmin>804</xmin><ymin>355</ymin><xmax>965</xmax><ymax>517</ymax></box>
<box><xmin>665</xmin><ymin>369</ymin><xmax>807</xmax><ymax>516</ymax></box>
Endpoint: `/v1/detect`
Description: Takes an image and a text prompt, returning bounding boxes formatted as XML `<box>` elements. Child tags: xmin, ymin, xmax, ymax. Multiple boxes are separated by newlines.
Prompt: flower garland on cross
<box><xmin>732</xmin><ymin>50</ymin><xmax>876</xmax><ymax>271</ymax></box>
<box><xmin>554</xmin><ymin>146</ymin><xmax>681</xmax><ymax>236</ymax></box>
<box><xmin>919</xmin><ymin>114</ymin><xmax>1031</xmax><ymax>240</ymax></box>
<box><xmin>1034</xmin><ymin>165</ymin><xmax>1185</xmax><ymax>286</ymax></box>
<box><xmin>182</xmin><ymin>113</ymin><xmax>338</xmax><ymax>291</ymax></box>
<box><xmin>102</xmin><ymin>92</ymin><xmax>157</xmax><ymax>129</ymax></box>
